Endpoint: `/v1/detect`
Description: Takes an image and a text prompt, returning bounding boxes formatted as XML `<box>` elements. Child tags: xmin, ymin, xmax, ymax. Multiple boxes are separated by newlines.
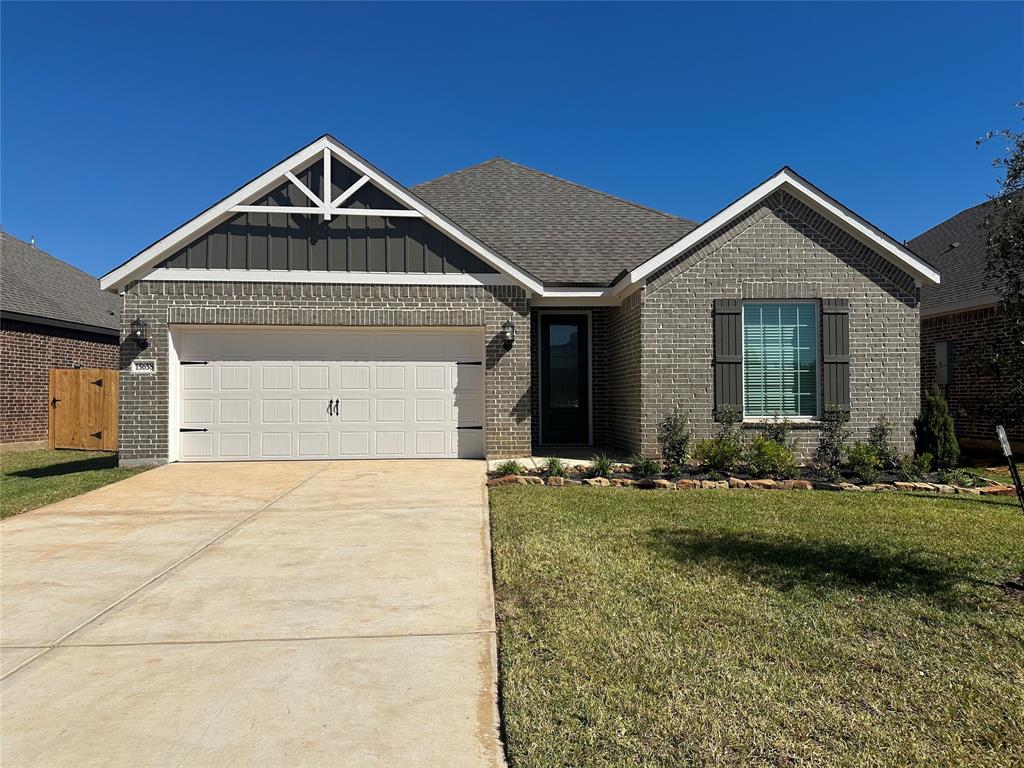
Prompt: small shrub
<box><xmin>657</xmin><ymin>408</ymin><xmax>692</xmax><ymax>472</ymax></box>
<box><xmin>745</xmin><ymin>434</ymin><xmax>798</xmax><ymax>479</ymax></box>
<box><xmin>813</xmin><ymin>408</ymin><xmax>849</xmax><ymax>482</ymax></box>
<box><xmin>630</xmin><ymin>455</ymin><xmax>661</xmax><ymax>479</ymax></box>
<box><xmin>589</xmin><ymin>453</ymin><xmax>614</xmax><ymax>479</ymax></box>
<box><xmin>897</xmin><ymin>452</ymin><xmax>933</xmax><ymax>481</ymax></box>
<box><xmin>761</xmin><ymin>416</ymin><xmax>793</xmax><ymax>447</ymax></box>
<box><xmin>494</xmin><ymin>459</ymin><xmax>525</xmax><ymax>476</ymax></box>
<box><xmin>846</xmin><ymin>441</ymin><xmax>880</xmax><ymax>484</ymax></box>
<box><xmin>694</xmin><ymin>405</ymin><xmax>744</xmax><ymax>472</ymax></box>
<box><xmin>937</xmin><ymin>467</ymin><xmax>979</xmax><ymax>488</ymax></box>
<box><xmin>913</xmin><ymin>386</ymin><xmax>959</xmax><ymax>469</ymax></box>
<box><xmin>542</xmin><ymin>457</ymin><xmax>567</xmax><ymax>477</ymax></box>
<box><xmin>867</xmin><ymin>416</ymin><xmax>900</xmax><ymax>471</ymax></box>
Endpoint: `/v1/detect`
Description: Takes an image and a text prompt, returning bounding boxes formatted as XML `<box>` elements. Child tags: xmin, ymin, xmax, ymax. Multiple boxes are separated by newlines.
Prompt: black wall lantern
<box><xmin>501</xmin><ymin>319</ymin><xmax>516</xmax><ymax>349</ymax></box>
<box><xmin>129</xmin><ymin>316</ymin><xmax>149</xmax><ymax>349</ymax></box>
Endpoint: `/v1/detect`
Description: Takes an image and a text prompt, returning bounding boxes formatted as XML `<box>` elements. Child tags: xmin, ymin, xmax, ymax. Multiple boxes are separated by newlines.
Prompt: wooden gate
<box><xmin>48</xmin><ymin>368</ymin><xmax>119</xmax><ymax>451</ymax></box>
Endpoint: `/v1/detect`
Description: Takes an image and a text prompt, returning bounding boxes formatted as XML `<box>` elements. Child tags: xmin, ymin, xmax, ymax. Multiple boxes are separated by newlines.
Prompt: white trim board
<box><xmin>101</xmin><ymin>136</ymin><xmax>544</xmax><ymax>294</ymax></box>
<box><xmin>144</xmin><ymin>269</ymin><xmax>510</xmax><ymax>286</ymax></box>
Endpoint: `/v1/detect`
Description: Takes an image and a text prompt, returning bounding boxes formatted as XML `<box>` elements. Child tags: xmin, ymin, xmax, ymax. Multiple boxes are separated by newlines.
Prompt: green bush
<box><xmin>494</xmin><ymin>459</ymin><xmax>525</xmax><ymax>476</ymax></box>
<box><xmin>813</xmin><ymin>408</ymin><xmax>849</xmax><ymax>482</ymax></box>
<box><xmin>694</xmin><ymin>405</ymin><xmax>744</xmax><ymax>472</ymax></box>
<box><xmin>897</xmin><ymin>452</ymin><xmax>933</xmax><ymax>482</ymax></box>
<box><xmin>745</xmin><ymin>434</ymin><xmax>798</xmax><ymax>479</ymax></box>
<box><xmin>867</xmin><ymin>416</ymin><xmax>900</xmax><ymax>471</ymax></box>
<box><xmin>846</xmin><ymin>442</ymin><xmax>881</xmax><ymax>484</ymax></box>
<box><xmin>630</xmin><ymin>455</ymin><xmax>661</xmax><ymax>479</ymax></box>
<box><xmin>589</xmin><ymin>453</ymin><xmax>614</xmax><ymax>479</ymax></box>
<box><xmin>656</xmin><ymin>408</ymin><xmax>692</xmax><ymax>473</ymax></box>
<box><xmin>913</xmin><ymin>386</ymin><xmax>959</xmax><ymax>469</ymax></box>
<box><xmin>542</xmin><ymin>457</ymin><xmax>567</xmax><ymax>477</ymax></box>
<box><xmin>761</xmin><ymin>416</ymin><xmax>794</xmax><ymax>447</ymax></box>
<box><xmin>937</xmin><ymin>467</ymin><xmax>979</xmax><ymax>488</ymax></box>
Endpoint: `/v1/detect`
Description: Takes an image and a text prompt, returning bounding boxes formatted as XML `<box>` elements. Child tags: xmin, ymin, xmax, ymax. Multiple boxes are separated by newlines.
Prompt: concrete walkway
<box><xmin>1</xmin><ymin>460</ymin><xmax>503</xmax><ymax>768</ymax></box>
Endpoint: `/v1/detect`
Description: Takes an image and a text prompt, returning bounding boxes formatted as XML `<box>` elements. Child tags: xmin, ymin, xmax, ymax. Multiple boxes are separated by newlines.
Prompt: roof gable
<box><xmin>100</xmin><ymin>136</ymin><xmax>543</xmax><ymax>292</ymax></box>
<box><xmin>613</xmin><ymin>167</ymin><xmax>941</xmax><ymax>296</ymax></box>
<box><xmin>1</xmin><ymin>233</ymin><xmax>120</xmax><ymax>333</ymax></box>
<box><xmin>414</xmin><ymin>158</ymin><xmax>697</xmax><ymax>286</ymax></box>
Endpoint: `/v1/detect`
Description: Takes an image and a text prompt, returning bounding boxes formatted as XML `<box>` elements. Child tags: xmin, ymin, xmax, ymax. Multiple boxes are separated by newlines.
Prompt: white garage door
<box><xmin>174</xmin><ymin>327</ymin><xmax>484</xmax><ymax>461</ymax></box>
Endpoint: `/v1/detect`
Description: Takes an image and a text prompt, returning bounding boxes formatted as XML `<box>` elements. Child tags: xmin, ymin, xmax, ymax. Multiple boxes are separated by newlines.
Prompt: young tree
<box><xmin>978</xmin><ymin>105</ymin><xmax>1024</xmax><ymax>431</ymax></box>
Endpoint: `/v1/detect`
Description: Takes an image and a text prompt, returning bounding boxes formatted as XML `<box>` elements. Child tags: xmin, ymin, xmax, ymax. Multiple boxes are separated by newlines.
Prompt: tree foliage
<box><xmin>978</xmin><ymin>104</ymin><xmax>1024</xmax><ymax>430</ymax></box>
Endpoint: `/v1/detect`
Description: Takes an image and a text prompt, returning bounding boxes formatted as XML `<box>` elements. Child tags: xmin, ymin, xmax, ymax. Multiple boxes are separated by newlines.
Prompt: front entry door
<box><xmin>540</xmin><ymin>314</ymin><xmax>589</xmax><ymax>444</ymax></box>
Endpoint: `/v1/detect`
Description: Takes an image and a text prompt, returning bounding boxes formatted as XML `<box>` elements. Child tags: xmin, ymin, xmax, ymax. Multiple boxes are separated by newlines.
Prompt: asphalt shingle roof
<box><xmin>908</xmin><ymin>198</ymin><xmax>1003</xmax><ymax>313</ymax></box>
<box><xmin>414</xmin><ymin>158</ymin><xmax>698</xmax><ymax>285</ymax></box>
<box><xmin>0</xmin><ymin>232</ymin><xmax>120</xmax><ymax>333</ymax></box>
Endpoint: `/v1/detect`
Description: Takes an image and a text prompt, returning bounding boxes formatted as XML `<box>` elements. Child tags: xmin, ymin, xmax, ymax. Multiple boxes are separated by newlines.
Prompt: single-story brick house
<box><xmin>909</xmin><ymin>199</ymin><xmax>1022</xmax><ymax>452</ymax></box>
<box><xmin>100</xmin><ymin>136</ymin><xmax>939</xmax><ymax>465</ymax></box>
<box><xmin>1</xmin><ymin>232</ymin><xmax>121</xmax><ymax>447</ymax></box>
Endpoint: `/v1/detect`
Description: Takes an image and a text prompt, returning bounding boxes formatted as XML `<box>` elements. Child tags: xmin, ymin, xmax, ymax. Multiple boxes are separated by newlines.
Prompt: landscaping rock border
<box><xmin>486</xmin><ymin>473</ymin><xmax>1015</xmax><ymax>497</ymax></box>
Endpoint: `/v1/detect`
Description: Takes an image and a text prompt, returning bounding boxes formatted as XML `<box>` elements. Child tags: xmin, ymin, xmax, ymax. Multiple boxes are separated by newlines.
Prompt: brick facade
<box><xmin>636</xmin><ymin>191</ymin><xmax>921</xmax><ymax>460</ymax></box>
<box><xmin>0</xmin><ymin>318</ymin><xmax>118</xmax><ymax>444</ymax></box>
<box><xmin>118</xmin><ymin>281</ymin><xmax>531</xmax><ymax>463</ymax></box>
<box><xmin>921</xmin><ymin>305</ymin><xmax>1023</xmax><ymax>447</ymax></box>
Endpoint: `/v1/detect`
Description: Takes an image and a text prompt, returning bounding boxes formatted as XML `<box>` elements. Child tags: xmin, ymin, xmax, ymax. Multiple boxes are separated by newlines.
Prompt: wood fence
<box><xmin>48</xmin><ymin>368</ymin><xmax>119</xmax><ymax>451</ymax></box>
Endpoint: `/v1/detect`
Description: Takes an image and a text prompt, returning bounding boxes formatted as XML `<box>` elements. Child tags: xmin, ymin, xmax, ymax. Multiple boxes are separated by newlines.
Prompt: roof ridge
<box><xmin>417</xmin><ymin>157</ymin><xmax>698</xmax><ymax>225</ymax></box>
<box><xmin>491</xmin><ymin>158</ymin><xmax>698</xmax><ymax>225</ymax></box>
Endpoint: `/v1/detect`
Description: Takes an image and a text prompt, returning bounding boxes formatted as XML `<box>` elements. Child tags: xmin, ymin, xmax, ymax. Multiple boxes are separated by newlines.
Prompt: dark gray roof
<box><xmin>909</xmin><ymin>198</ymin><xmax>1002</xmax><ymax>314</ymax></box>
<box><xmin>414</xmin><ymin>158</ymin><xmax>698</xmax><ymax>285</ymax></box>
<box><xmin>1</xmin><ymin>232</ymin><xmax>120</xmax><ymax>334</ymax></box>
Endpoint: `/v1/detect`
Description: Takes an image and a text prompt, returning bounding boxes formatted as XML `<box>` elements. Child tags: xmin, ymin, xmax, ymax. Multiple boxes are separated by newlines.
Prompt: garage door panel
<box><xmin>220</xmin><ymin>433</ymin><xmax>251</xmax><ymax>458</ymax></box>
<box><xmin>176</xmin><ymin>328</ymin><xmax>484</xmax><ymax>461</ymax></box>
<box><xmin>182</xmin><ymin>400</ymin><xmax>213</xmax><ymax>424</ymax></box>
<box><xmin>220</xmin><ymin>400</ymin><xmax>251</xmax><ymax>424</ymax></box>
<box><xmin>340</xmin><ymin>432</ymin><xmax>370</xmax><ymax>456</ymax></box>
<box><xmin>261</xmin><ymin>399</ymin><xmax>292</xmax><ymax>423</ymax></box>
<box><xmin>220</xmin><ymin>366</ymin><xmax>250</xmax><ymax>390</ymax></box>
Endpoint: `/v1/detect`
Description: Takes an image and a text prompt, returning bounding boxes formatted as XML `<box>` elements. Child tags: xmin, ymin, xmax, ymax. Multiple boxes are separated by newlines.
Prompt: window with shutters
<box><xmin>742</xmin><ymin>302</ymin><xmax>819</xmax><ymax>418</ymax></box>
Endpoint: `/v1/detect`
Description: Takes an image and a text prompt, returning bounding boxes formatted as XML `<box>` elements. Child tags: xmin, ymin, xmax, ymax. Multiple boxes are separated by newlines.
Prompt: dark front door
<box><xmin>541</xmin><ymin>314</ymin><xmax>589</xmax><ymax>444</ymax></box>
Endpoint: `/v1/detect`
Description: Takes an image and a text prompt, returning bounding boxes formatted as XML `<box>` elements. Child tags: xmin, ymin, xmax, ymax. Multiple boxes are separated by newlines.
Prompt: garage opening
<box><xmin>171</xmin><ymin>327</ymin><xmax>484</xmax><ymax>461</ymax></box>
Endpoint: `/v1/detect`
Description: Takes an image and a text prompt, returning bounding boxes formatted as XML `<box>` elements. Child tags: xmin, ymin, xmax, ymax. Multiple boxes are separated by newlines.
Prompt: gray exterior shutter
<box><xmin>821</xmin><ymin>299</ymin><xmax>851</xmax><ymax>414</ymax></box>
<box><xmin>713</xmin><ymin>299</ymin><xmax>743</xmax><ymax>419</ymax></box>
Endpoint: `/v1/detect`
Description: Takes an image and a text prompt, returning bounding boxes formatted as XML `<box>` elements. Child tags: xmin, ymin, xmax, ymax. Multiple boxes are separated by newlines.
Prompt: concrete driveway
<box><xmin>0</xmin><ymin>460</ymin><xmax>503</xmax><ymax>767</ymax></box>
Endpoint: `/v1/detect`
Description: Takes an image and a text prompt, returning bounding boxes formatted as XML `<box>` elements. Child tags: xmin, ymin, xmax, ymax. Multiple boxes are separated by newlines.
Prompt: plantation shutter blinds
<box><xmin>821</xmin><ymin>299</ymin><xmax>851</xmax><ymax>413</ymax></box>
<box><xmin>713</xmin><ymin>299</ymin><xmax>743</xmax><ymax>418</ymax></box>
<box><xmin>742</xmin><ymin>302</ymin><xmax>819</xmax><ymax>418</ymax></box>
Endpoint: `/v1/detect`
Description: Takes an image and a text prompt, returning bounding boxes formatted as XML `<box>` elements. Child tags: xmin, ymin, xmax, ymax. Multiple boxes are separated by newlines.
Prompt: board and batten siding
<box><xmin>156</xmin><ymin>157</ymin><xmax>497</xmax><ymax>276</ymax></box>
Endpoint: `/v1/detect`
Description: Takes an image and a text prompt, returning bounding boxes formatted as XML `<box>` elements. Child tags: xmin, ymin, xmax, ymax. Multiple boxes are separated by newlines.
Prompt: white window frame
<box><xmin>740</xmin><ymin>300</ymin><xmax>821</xmax><ymax>423</ymax></box>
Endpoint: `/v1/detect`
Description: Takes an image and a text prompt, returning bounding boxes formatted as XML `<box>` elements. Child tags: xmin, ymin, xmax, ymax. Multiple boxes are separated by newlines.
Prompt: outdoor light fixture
<box><xmin>129</xmin><ymin>316</ymin><xmax>149</xmax><ymax>349</ymax></box>
<box><xmin>501</xmin><ymin>319</ymin><xmax>516</xmax><ymax>349</ymax></box>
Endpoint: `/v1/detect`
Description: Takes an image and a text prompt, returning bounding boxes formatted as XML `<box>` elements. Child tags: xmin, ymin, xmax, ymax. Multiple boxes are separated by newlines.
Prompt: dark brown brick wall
<box><xmin>0</xmin><ymin>318</ymin><xmax>118</xmax><ymax>444</ymax></box>
<box><xmin>921</xmin><ymin>305</ymin><xmax>1023</xmax><ymax>445</ymax></box>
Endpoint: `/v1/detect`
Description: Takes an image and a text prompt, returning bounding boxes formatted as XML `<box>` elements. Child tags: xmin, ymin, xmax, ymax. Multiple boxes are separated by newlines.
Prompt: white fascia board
<box><xmin>144</xmin><ymin>269</ymin><xmax>510</xmax><ymax>287</ymax></box>
<box><xmin>613</xmin><ymin>168</ymin><xmax>940</xmax><ymax>297</ymax></box>
<box><xmin>532</xmin><ymin>290</ymin><xmax>620</xmax><ymax>307</ymax></box>
<box><xmin>101</xmin><ymin>137</ymin><xmax>544</xmax><ymax>294</ymax></box>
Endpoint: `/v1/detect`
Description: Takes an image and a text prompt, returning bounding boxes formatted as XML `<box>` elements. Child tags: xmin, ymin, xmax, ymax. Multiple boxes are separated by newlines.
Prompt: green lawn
<box><xmin>490</xmin><ymin>487</ymin><xmax>1024</xmax><ymax>768</ymax></box>
<box><xmin>1</xmin><ymin>449</ymin><xmax>149</xmax><ymax>518</ymax></box>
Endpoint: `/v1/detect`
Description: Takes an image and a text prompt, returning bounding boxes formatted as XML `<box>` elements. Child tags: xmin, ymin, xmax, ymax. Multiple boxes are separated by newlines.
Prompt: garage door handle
<box><xmin>327</xmin><ymin>398</ymin><xmax>339</xmax><ymax>416</ymax></box>
<box><xmin>180</xmin><ymin>428</ymin><xmax>208</xmax><ymax>433</ymax></box>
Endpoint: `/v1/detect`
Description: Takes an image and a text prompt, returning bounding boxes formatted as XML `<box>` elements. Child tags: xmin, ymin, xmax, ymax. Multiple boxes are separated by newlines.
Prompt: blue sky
<box><xmin>2</xmin><ymin>1</ymin><xmax>1021</xmax><ymax>278</ymax></box>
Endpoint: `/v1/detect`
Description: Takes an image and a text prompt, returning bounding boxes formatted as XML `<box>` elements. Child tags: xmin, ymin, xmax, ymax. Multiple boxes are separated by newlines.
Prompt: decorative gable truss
<box><xmin>101</xmin><ymin>136</ymin><xmax>544</xmax><ymax>292</ymax></box>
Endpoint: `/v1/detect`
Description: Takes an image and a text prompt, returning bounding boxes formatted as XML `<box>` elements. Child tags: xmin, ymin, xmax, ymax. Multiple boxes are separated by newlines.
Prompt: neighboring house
<box><xmin>909</xmin><ymin>199</ymin><xmax>1021</xmax><ymax>451</ymax></box>
<box><xmin>100</xmin><ymin>136</ymin><xmax>939</xmax><ymax>465</ymax></box>
<box><xmin>0</xmin><ymin>232</ymin><xmax>121</xmax><ymax>447</ymax></box>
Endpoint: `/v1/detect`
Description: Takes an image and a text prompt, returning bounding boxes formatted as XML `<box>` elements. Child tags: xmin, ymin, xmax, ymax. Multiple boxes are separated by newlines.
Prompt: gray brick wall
<box><xmin>639</xmin><ymin>191</ymin><xmax>920</xmax><ymax>460</ymax></box>
<box><xmin>605</xmin><ymin>290</ymin><xmax>643</xmax><ymax>454</ymax></box>
<box><xmin>119</xmin><ymin>281</ymin><xmax>531</xmax><ymax>462</ymax></box>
